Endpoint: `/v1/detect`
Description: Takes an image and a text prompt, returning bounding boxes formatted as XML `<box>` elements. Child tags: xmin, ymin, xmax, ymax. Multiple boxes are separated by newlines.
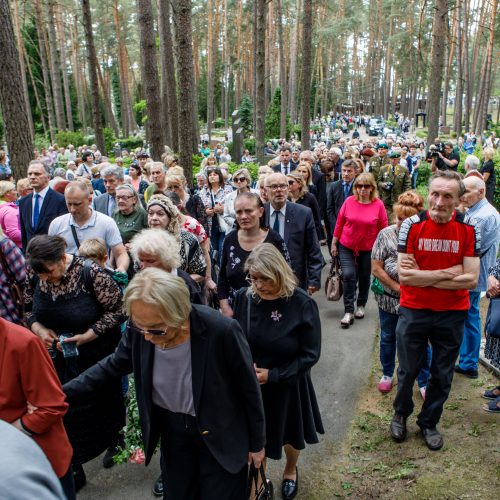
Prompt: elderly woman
<box><xmin>128</xmin><ymin>163</ymin><xmax>149</xmax><ymax>195</ymax></box>
<box><xmin>63</xmin><ymin>268</ymin><xmax>266</xmax><ymax>499</ymax></box>
<box><xmin>218</xmin><ymin>192</ymin><xmax>289</xmax><ymax>317</ymax></box>
<box><xmin>223</xmin><ymin>168</ymin><xmax>254</xmax><ymax>233</ymax></box>
<box><xmin>241</xmin><ymin>149</ymin><xmax>253</xmax><ymax>163</ymax></box>
<box><xmin>199</xmin><ymin>167</ymin><xmax>227</xmax><ymax>262</ymax></box>
<box><xmin>112</xmin><ymin>184</ymin><xmax>148</xmax><ymax>246</ymax></box>
<box><xmin>23</xmin><ymin>235</ymin><xmax>125</xmax><ymax>490</ymax></box>
<box><xmin>147</xmin><ymin>195</ymin><xmax>206</xmax><ymax>281</ymax></box>
<box><xmin>0</xmin><ymin>181</ymin><xmax>21</xmax><ymax>248</ymax></box>
<box><xmin>332</xmin><ymin>172</ymin><xmax>388</xmax><ymax>328</ymax></box>
<box><xmin>287</xmin><ymin>172</ymin><xmax>323</xmax><ymax>240</ymax></box>
<box><xmin>233</xmin><ymin>244</ymin><xmax>323</xmax><ymax>500</ymax></box>
<box><xmin>480</xmin><ymin>147</ymin><xmax>496</xmax><ymax>204</ymax></box>
<box><xmin>0</xmin><ymin>229</ymin><xmax>25</xmax><ymax>324</ymax></box>
<box><xmin>17</xmin><ymin>177</ymin><xmax>32</xmax><ymax>198</ymax></box>
<box><xmin>371</xmin><ymin>191</ymin><xmax>431</xmax><ymax>396</ymax></box>
<box><xmin>257</xmin><ymin>174</ymin><xmax>269</xmax><ymax>202</ymax></box>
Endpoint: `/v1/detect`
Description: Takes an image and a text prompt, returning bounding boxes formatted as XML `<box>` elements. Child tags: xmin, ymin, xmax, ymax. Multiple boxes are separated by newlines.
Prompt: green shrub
<box><xmin>212</xmin><ymin>118</ymin><xmax>226</xmax><ymax>129</ymax></box>
<box><xmin>133</xmin><ymin>100</ymin><xmax>147</xmax><ymax>126</ymax></box>
<box><xmin>192</xmin><ymin>154</ymin><xmax>202</xmax><ymax>170</ymax></box>
<box><xmin>416</xmin><ymin>164</ymin><xmax>431</xmax><ymax>188</ymax></box>
<box><xmin>265</xmin><ymin>88</ymin><xmax>292</xmax><ymax>139</ymax></box>
<box><xmin>292</xmin><ymin>124</ymin><xmax>302</xmax><ymax>140</ymax></box>
<box><xmin>238</xmin><ymin>95</ymin><xmax>253</xmax><ymax>133</ymax></box>
<box><xmin>244</xmin><ymin>138</ymin><xmax>256</xmax><ymax>155</ymax></box>
<box><xmin>119</xmin><ymin>136</ymin><xmax>144</xmax><ymax>151</ymax></box>
<box><xmin>34</xmin><ymin>133</ymin><xmax>50</xmax><ymax>150</ymax></box>
<box><xmin>103</xmin><ymin>128</ymin><xmax>116</xmax><ymax>155</ymax></box>
<box><xmin>55</xmin><ymin>130</ymin><xmax>85</xmax><ymax>148</ymax></box>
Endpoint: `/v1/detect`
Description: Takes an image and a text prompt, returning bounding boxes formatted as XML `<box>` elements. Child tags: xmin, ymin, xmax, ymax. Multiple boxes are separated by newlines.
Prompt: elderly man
<box><xmin>328</xmin><ymin>147</ymin><xmax>343</xmax><ymax>181</ymax></box>
<box><xmin>144</xmin><ymin>162</ymin><xmax>167</xmax><ymax>203</ymax></box>
<box><xmin>464</xmin><ymin>155</ymin><xmax>480</xmax><ymax>174</ymax></box>
<box><xmin>390</xmin><ymin>170</ymin><xmax>480</xmax><ymax>451</ymax></box>
<box><xmin>48</xmin><ymin>181</ymin><xmax>130</xmax><ymax>273</ymax></box>
<box><xmin>93</xmin><ymin>165</ymin><xmax>125</xmax><ymax>216</ymax></box>
<box><xmin>455</xmin><ymin>177</ymin><xmax>500</xmax><ymax>378</ymax></box>
<box><xmin>264</xmin><ymin>173</ymin><xmax>323</xmax><ymax>293</ymax></box>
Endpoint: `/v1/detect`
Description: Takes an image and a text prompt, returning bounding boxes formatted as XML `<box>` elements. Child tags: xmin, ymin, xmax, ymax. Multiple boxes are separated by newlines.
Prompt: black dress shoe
<box><xmin>389</xmin><ymin>413</ymin><xmax>407</xmax><ymax>442</ymax></box>
<box><xmin>281</xmin><ymin>467</ymin><xmax>298</xmax><ymax>500</ymax></box>
<box><xmin>153</xmin><ymin>474</ymin><xmax>163</xmax><ymax>497</ymax></box>
<box><xmin>103</xmin><ymin>436</ymin><xmax>125</xmax><ymax>468</ymax></box>
<box><xmin>454</xmin><ymin>365</ymin><xmax>478</xmax><ymax>379</ymax></box>
<box><xmin>421</xmin><ymin>427</ymin><xmax>444</xmax><ymax>450</ymax></box>
<box><xmin>73</xmin><ymin>464</ymin><xmax>87</xmax><ymax>492</ymax></box>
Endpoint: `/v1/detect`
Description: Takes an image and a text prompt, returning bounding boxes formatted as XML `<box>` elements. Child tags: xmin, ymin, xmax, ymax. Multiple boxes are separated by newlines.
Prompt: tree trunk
<box><xmin>137</xmin><ymin>0</ymin><xmax>164</xmax><ymax>160</ymax></box>
<box><xmin>288</xmin><ymin>0</ymin><xmax>301</xmax><ymax>122</ymax></box>
<box><xmin>70</xmin><ymin>16</ymin><xmax>87</xmax><ymax>130</ymax></box>
<box><xmin>0</xmin><ymin>0</ymin><xmax>34</xmax><ymax>178</ymax></box>
<box><xmin>47</xmin><ymin>0</ymin><xmax>66</xmax><ymax>130</ymax></box>
<box><xmin>81</xmin><ymin>0</ymin><xmax>105</xmax><ymax>154</ymax></box>
<box><xmin>300</xmin><ymin>0</ymin><xmax>313</xmax><ymax>150</ymax></box>
<box><xmin>276</xmin><ymin>0</ymin><xmax>287</xmax><ymax>139</ymax></box>
<box><xmin>255</xmin><ymin>0</ymin><xmax>266</xmax><ymax>162</ymax></box>
<box><xmin>97</xmin><ymin>63</ymin><xmax>119</xmax><ymax>136</ymax></box>
<box><xmin>454</xmin><ymin>2</ymin><xmax>463</xmax><ymax>137</ymax></box>
<box><xmin>206</xmin><ymin>0</ymin><xmax>219</xmax><ymax>142</ymax></box>
<box><xmin>158</xmin><ymin>0</ymin><xmax>179</xmax><ymax>151</ymax></box>
<box><xmin>173</xmin><ymin>0</ymin><xmax>196</xmax><ymax>183</ymax></box>
<box><xmin>426</xmin><ymin>0</ymin><xmax>448</xmax><ymax>145</ymax></box>
<box><xmin>462</xmin><ymin>0</ymin><xmax>471</xmax><ymax>131</ymax></box>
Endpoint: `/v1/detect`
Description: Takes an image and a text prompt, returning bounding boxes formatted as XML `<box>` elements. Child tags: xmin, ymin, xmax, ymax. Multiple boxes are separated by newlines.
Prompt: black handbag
<box><xmin>247</xmin><ymin>464</ymin><xmax>274</xmax><ymax>500</ymax></box>
<box><xmin>485</xmin><ymin>297</ymin><xmax>500</xmax><ymax>339</ymax></box>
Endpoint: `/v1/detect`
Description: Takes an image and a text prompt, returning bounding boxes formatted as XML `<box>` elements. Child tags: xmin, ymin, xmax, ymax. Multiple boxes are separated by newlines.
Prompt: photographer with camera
<box><xmin>430</xmin><ymin>142</ymin><xmax>459</xmax><ymax>172</ymax></box>
<box><xmin>377</xmin><ymin>151</ymin><xmax>411</xmax><ymax>219</ymax></box>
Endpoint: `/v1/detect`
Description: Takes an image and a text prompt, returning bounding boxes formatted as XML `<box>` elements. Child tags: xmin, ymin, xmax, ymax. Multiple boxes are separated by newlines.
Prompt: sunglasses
<box><xmin>287</xmin><ymin>180</ymin><xmax>296</xmax><ymax>185</ymax></box>
<box><xmin>128</xmin><ymin>321</ymin><xmax>166</xmax><ymax>336</ymax></box>
<box><xmin>234</xmin><ymin>177</ymin><xmax>247</xmax><ymax>183</ymax></box>
<box><xmin>356</xmin><ymin>184</ymin><xmax>372</xmax><ymax>189</ymax></box>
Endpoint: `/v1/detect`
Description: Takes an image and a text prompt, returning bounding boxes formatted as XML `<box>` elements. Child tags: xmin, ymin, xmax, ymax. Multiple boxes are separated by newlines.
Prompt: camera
<box><xmin>59</xmin><ymin>334</ymin><xmax>79</xmax><ymax>358</ymax></box>
<box><xmin>383</xmin><ymin>182</ymin><xmax>394</xmax><ymax>192</ymax></box>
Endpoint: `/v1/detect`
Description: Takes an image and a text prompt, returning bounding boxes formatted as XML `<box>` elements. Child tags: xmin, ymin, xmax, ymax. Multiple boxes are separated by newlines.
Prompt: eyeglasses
<box><xmin>234</xmin><ymin>177</ymin><xmax>247</xmax><ymax>183</ymax></box>
<box><xmin>246</xmin><ymin>275</ymin><xmax>272</xmax><ymax>285</ymax></box>
<box><xmin>356</xmin><ymin>184</ymin><xmax>372</xmax><ymax>189</ymax></box>
<box><xmin>128</xmin><ymin>321</ymin><xmax>166</xmax><ymax>336</ymax></box>
<box><xmin>116</xmin><ymin>195</ymin><xmax>135</xmax><ymax>201</ymax></box>
<box><xmin>167</xmin><ymin>185</ymin><xmax>181</xmax><ymax>190</ymax></box>
<box><xmin>266</xmin><ymin>184</ymin><xmax>288</xmax><ymax>191</ymax></box>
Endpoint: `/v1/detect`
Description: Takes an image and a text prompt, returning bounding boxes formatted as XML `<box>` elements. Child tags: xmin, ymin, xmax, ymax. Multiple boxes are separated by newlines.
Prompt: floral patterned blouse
<box><xmin>198</xmin><ymin>186</ymin><xmax>227</xmax><ymax>236</ymax></box>
<box><xmin>489</xmin><ymin>258</ymin><xmax>500</xmax><ymax>280</ymax></box>
<box><xmin>182</xmin><ymin>216</ymin><xmax>208</xmax><ymax>244</ymax></box>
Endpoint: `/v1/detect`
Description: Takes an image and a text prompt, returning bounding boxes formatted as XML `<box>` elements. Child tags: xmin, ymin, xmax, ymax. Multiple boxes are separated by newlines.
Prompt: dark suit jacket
<box><xmin>19</xmin><ymin>189</ymin><xmax>68</xmax><ymax>250</ymax></box>
<box><xmin>312</xmin><ymin>168</ymin><xmax>326</xmax><ymax>219</ymax></box>
<box><xmin>93</xmin><ymin>192</ymin><xmax>113</xmax><ymax>215</ymax></box>
<box><xmin>326</xmin><ymin>180</ymin><xmax>353</xmax><ymax>233</ymax></box>
<box><xmin>272</xmin><ymin>162</ymin><xmax>296</xmax><ymax>174</ymax></box>
<box><xmin>63</xmin><ymin>305</ymin><xmax>265</xmax><ymax>474</ymax></box>
<box><xmin>264</xmin><ymin>202</ymin><xmax>323</xmax><ymax>289</ymax></box>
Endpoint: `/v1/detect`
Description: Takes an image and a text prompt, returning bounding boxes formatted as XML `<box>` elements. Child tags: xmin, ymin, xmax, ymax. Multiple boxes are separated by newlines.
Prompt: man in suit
<box><xmin>272</xmin><ymin>146</ymin><xmax>295</xmax><ymax>175</ymax></box>
<box><xmin>93</xmin><ymin>165</ymin><xmax>124</xmax><ymax>216</ymax></box>
<box><xmin>326</xmin><ymin>159</ymin><xmax>356</xmax><ymax>250</ymax></box>
<box><xmin>264</xmin><ymin>173</ymin><xmax>323</xmax><ymax>293</ymax></box>
<box><xmin>19</xmin><ymin>161</ymin><xmax>68</xmax><ymax>250</ymax></box>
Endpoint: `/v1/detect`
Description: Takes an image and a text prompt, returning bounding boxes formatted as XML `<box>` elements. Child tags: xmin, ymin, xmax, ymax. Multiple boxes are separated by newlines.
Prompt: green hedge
<box><xmin>119</xmin><ymin>137</ymin><xmax>145</xmax><ymax>151</ymax></box>
<box><xmin>54</xmin><ymin>131</ymin><xmax>86</xmax><ymax>148</ymax></box>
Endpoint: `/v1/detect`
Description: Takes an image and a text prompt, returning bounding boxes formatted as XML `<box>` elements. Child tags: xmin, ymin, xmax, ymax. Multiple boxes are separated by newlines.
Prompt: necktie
<box><xmin>283</xmin><ymin>165</ymin><xmax>289</xmax><ymax>175</ymax></box>
<box><xmin>343</xmin><ymin>183</ymin><xmax>349</xmax><ymax>200</ymax></box>
<box><xmin>33</xmin><ymin>193</ymin><xmax>40</xmax><ymax>229</ymax></box>
<box><xmin>273</xmin><ymin>211</ymin><xmax>280</xmax><ymax>234</ymax></box>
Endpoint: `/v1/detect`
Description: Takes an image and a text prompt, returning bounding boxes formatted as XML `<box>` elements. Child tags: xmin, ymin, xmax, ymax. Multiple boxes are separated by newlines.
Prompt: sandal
<box><xmin>482</xmin><ymin>386</ymin><xmax>500</xmax><ymax>400</ymax></box>
<box><xmin>483</xmin><ymin>395</ymin><xmax>500</xmax><ymax>413</ymax></box>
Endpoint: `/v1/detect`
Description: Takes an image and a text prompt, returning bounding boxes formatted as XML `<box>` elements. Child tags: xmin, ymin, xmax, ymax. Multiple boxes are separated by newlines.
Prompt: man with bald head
<box><xmin>48</xmin><ymin>181</ymin><xmax>129</xmax><ymax>273</ymax></box>
<box><xmin>19</xmin><ymin>161</ymin><xmax>68</xmax><ymax>250</ymax></box>
<box><xmin>455</xmin><ymin>176</ymin><xmax>500</xmax><ymax>379</ymax></box>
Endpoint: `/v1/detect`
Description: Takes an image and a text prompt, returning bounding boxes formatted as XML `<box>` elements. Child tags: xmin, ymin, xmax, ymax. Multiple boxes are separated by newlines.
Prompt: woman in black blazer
<box><xmin>63</xmin><ymin>268</ymin><xmax>265</xmax><ymax>500</ymax></box>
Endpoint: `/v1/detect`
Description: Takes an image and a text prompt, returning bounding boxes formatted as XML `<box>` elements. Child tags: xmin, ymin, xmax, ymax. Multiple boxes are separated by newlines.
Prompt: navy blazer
<box><xmin>326</xmin><ymin>180</ymin><xmax>353</xmax><ymax>233</ymax></box>
<box><xmin>63</xmin><ymin>305</ymin><xmax>266</xmax><ymax>474</ymax></box>
<box><xmin>19</xmin><ymin>189</ymin><xmax>68</xmax><ymax>250</ymax></box>
<box><xmin>264</xmin><ymin>202</ymin><xmax>323</xmax><ymax>289</ymax></box>
<box><xmin>272</xmin><ymin>163</ymin><xmax>296</xmax><ymax>174</ymax></box>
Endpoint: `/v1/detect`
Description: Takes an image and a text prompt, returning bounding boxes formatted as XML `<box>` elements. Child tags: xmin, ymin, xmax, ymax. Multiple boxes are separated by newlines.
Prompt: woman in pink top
<box><xmin>0</xmin><ymin>181</ymin><xmax>21</xmax><ymax>248</ymax></box>
<box><xmin>332</xmin><ymin>172</ymin><xmax>388</xmax><ymax>328</ymax></box>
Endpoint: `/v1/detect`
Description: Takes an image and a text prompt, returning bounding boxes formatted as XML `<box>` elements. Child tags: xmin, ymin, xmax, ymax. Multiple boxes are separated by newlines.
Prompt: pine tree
<box><xmin>265</xmin><ymin>88</ymin><xmax>291</xmax><ymax>139</ymax></box>
<box><xmin>238</xmin><ymin>95</ymin><xmax>253</xmax><ymax>133</ymax></box>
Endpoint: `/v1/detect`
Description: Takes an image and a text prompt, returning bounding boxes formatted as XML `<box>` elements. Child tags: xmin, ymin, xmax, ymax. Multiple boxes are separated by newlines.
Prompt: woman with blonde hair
<box><xmin>223</xmin><ymin>167</ymin><xmax>254</xmax><ymax>233</ymax></box>
<box><xmin>0</xmin><ymin>181</ymin><xmax>21</xmax><ymax>248</ymax></box>
<box><xmin>232</xmin><ymin>243</ymin><xmax>323</xmax><ymax>500</ymax></box>
<box><xmin>332</xmin><ymin>172</ymin><xmax>388</xmax><ymax>328</ymax></box>
<box><xmin>480</xmin><ymin>147</ymin><xmax>496</xmax><ymax>204</ymax></box>
<box><xmin>166</xmin><ymin>173</ymin><xmax>207</xmax><ymax>229</ymax></box>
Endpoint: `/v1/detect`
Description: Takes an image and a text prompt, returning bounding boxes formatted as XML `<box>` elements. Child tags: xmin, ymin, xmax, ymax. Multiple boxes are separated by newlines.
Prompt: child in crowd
<box><xmin>78</xmin><ymin>237</ymin><xmax>107</xmax><ymax>268</ymax></box>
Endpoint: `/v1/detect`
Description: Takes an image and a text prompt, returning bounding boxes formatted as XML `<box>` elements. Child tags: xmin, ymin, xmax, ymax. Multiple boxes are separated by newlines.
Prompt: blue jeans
<box><xmin>379</xmin><ymin>308</ymin><xmax>432</xmax><ymax>388</ymax></box>
<box><xmin>458</xmin><ymin>291</ymin><xmax>481</xmax><ymax>371</ymax></box>
<box><xmin>210</xmin><ymin>223</ymin><xmax>225</xmax><ymax>266</ymax></box>
<box><xmin>411</xmin><ymin>170</ymin><xmax>419</xmax><ymax>189</ymax></box>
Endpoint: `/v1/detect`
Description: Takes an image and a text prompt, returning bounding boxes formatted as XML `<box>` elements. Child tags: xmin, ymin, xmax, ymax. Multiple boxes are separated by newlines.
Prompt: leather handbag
<box><xmin>485</xmin><ymin>297</ymin><xmax>500</xmax><ymax>339</ymax></box>
<box><xmin>247</xmin><ymin>464</ymin><xmax>274</xmax><ymax>500</ymax></box>
<box><xmin>324</xmin><ymin>256</ymin><xmax>342</xmax><ymax>301</ymax></box>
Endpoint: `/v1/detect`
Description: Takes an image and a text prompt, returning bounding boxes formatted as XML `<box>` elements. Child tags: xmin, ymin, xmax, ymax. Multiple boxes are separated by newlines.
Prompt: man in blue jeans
<box><xmin>455</xmin><ymin>176</ymin><xmax>500</xmax><ymax>378</ymax></box>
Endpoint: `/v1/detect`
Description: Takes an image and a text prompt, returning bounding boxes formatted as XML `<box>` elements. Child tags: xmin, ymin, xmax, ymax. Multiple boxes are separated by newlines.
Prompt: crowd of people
<box><xmin>0</xmin><ymin>125</ymin><xmax>499</xmax><ymax>499</ymax></box>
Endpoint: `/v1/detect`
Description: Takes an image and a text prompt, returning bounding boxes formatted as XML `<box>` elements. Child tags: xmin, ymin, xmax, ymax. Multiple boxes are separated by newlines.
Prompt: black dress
<box><xmin>232</xmin><ymin>287</ymin><xmax>324</xmax><ymax>459</ymax></box>
<box><xmin>218</xmin><ymin>229</ymin><xmax>290</xmax><ymax>305</ymax></box>
<box><xmin>480</xmin><ymin>159</ymin><xmax>496</xmax><ymax>204</ymax></box>
<box><xmin>296</xmin><ymin>191</ymin><xmax>323</xmax><ymax>240</ymax></box>
<box><xmin>24</xmin><ymin>257</ymin><xmax>125</xmax><ymax>465</ymax></box>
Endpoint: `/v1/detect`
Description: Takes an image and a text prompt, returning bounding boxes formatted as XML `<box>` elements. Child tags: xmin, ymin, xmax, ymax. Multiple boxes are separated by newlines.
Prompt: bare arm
<box><xmin>111</xmin><ymin>243</ymin><xmax>130</xmax><ymax>273</ymax></box>
<box><xmin>371</xmin><ymin>260</ymin><xmax>400</xmax><ymax>294</ymax></box>
<box><xmin>397</xmin><ymin>253</ymin><xmax>464</xmax><ymax>287</ymax></box>
<box><xmin>433</xmin><ymin>256</ymin><xmax>480</xmax><ymax>290</ymax></box>
<box><xmin>482</xmin><ymin>171</ymin><xmax>490</xmax><ymax>182</ymax></box>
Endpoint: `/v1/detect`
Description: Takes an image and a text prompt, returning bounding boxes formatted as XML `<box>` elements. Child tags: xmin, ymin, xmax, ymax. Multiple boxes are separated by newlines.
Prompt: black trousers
<box><xmin>394</xmin><ymin>307</ymin><xmax>467</xmax><ymax>429</ymax></box>
<box><xmin>59</xmin><ymin>465</ymin><xmax>76</xmax><ymax>500</ymax></box>
<box><xmin>338</xmin><ymin>244</ymin><xmax>371</xmax><ymax>314</ymax></box>
<box><xmin>158</xmin><ymin>408</ymin><xmax>248</xmax><ymax>500</ymax></box>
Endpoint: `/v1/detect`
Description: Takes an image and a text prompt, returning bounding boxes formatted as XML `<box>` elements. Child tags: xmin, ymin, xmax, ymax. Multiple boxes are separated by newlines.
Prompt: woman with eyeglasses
<box><xmin>232</xmin><ymin>244</ymin><xmax>323</xmax><ymax>500</ymax></box>
<box><xmin>332</xmin><ymin>172</ymin><xmax>388</xmax><ymax>328</ymax></box>
<box><xmin>63</xmin><ymin>268</ymin><xmax>266</xmax><ymax>500</ymax></box>
<box><xmin>218</xmin><ymin>192</ymin><xmax>290</xmax><ymax>318</ymax></box>
<box><xmin>286</xmin><ymin>172</ymin><xmax>323</xmax><ymax>240</ymax></box>
<box><xmin>23</xmin><ymin>235</ymin><xmax>125</xmax><ymax>491</ymax></box>
<box><xmin>223</xmin><ymin>168</ymin><xmax>255</xmax><ymax>233</ymax></box>
<box><xmin>112</xmin><ymin>184</ymin><xmax>148</xmax><ymax>247</ymax></box>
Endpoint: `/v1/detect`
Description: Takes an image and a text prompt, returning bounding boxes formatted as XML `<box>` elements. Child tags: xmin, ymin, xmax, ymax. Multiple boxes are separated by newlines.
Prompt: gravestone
<box><xmin>232</xmin><ymin>110</ymin><xmax>244</xmax><ymax>164</ymax></box>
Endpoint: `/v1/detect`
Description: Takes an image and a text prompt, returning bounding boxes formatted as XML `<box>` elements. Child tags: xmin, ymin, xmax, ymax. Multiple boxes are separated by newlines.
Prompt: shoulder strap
<box><xmin>70</xmin><ymin>224</ymin><xmax>80</xmax><ymax>249</ymax></box>
<box><xmin>83</xmin><ymin>259</ymin><xmax>96</xmax><ymax>298</ymax></box>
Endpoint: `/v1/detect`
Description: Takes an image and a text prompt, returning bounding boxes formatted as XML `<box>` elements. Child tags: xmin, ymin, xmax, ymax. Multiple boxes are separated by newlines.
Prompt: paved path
<box><xmin>78</xmin><ymin>248</ymin><xmax>378</xmax><ymax>499</ymax></box>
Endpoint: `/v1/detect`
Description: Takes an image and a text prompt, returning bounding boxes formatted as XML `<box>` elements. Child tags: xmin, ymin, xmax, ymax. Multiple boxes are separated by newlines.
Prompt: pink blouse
<box><xmin>0</xmin><ymin>202</ymin><xmax>22</xmax><ymax>248</ymax></box>
<box><xmin>334</xmin><ymin>196</ymin><xmax>388</xmax><ymax>253</ymax></box>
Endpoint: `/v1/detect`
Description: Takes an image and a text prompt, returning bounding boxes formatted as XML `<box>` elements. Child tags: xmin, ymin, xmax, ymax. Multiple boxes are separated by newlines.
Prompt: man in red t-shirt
<box><xmin>390</xmin><ymin>170</ymin><xmax>480</xmax><ymax>451</ymax></box>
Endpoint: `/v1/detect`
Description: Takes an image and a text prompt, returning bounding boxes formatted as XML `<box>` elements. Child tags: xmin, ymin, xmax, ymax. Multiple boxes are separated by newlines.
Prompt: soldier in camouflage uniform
<box><xmin>377</xmin><ymin>151</ymin><xmax>412</xmax><ymax>219</ymax></box>
<box><xmin>368</xmin><ymin>143</ymin><xmax>390</xmax><ymax>180</ymax></box>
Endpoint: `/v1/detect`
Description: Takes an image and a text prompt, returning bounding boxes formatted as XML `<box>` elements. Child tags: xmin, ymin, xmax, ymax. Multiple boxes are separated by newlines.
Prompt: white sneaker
<box><xmin>340</xmin><ymin>313</ymin><xmax>354</xmax><ymax>329</ymax></box>
<box><xmin>354</xmin><ymin>306</ymin><xmax>365</xmax><ymax>319</ymax></box>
